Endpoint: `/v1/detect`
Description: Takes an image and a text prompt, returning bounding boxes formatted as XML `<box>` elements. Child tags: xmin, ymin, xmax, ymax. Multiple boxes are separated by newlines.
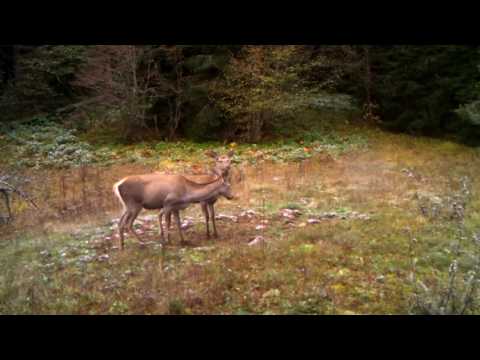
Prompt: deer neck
<box><xmin>183</xmin><ymin>177</ymin><xmax>224</xmax><ymax>203</ymax></box>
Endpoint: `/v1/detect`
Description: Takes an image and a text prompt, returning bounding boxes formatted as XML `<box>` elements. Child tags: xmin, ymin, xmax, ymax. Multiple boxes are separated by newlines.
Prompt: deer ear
<box><xmin>227</xmin><ymin>150</ymin><xmax>235</xmax><ymax>158</ymax></box>
<box><xmin>205</xmin><ymin>150</ymin><xmax>218</xmax><ymax>159</ymax></box>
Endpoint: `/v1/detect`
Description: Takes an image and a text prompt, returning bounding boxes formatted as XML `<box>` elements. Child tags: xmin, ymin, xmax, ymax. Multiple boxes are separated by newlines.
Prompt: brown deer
<box><xmin>161</xmin><ymin>150</ymin><xmax>235</xmax><ymax>239</ymax></box>
<box><xmin>113</xmin><ymin>173</ymin><xmax>234</xmax><ymax>250</ymax></box>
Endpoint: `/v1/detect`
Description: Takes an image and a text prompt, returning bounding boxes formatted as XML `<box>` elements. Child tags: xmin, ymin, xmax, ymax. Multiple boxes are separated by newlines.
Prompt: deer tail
<box><xmin>113</xmin><ymin>179</ymin><xmax>127</xmax><ymax>213</ymax></box>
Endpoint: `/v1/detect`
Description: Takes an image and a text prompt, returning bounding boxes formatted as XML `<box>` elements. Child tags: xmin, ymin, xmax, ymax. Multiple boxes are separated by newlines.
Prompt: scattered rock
<box><xmin>401</xmin><ymin>168</ymin><xmax>415</xmax><ymax>178</ymax></box>
<box><xmin>239</xmin><ymin>209</ymin><xmax>257</xmax><ymax>218</ymax></box>
<box><xmin>376</xmin><ymin>275</ymin><xmax>385</xmax><ymax>283</ymax></box>
<box><xmin>139</xmin><ymin>214</ymin><xmax>158</xmax><ymax>222</ymax></box>
<box><xmin>97</xmin><ymin>254</ymin><xmax>110</xmax><ymax>262</ymax></box>
<box><xmin>248</xmin><ymin>236</ymin><xmax>266</xmax><ymax>246</ymax></box>
<box><xmin>255</xmin><ymin>224</ymin><xmax>267</xmax><ymax>231</ymax></box>
<box><xmin>216</xmin><ymin>214</ymin><xmax>239</xmax><ymax>222</ymax></box>
<box><xmin>314</xmin><ymin>211</ymin><xmax>371</xmax><ymax>221</ymax></box>
<box><xmin>307</xmin><ymin>218</ymin><xmax>321</xmax><ymax>224</ymax></box>
<box><xmin>320</xmin><ymin>212</ymin><xmax>337</xmax><ymax>219</ymax></box>
<box><xmin>279</xmin><ymin>208</ymin><xmax>302</xmax><ymax>221</ymax></box>
<box><xmin>78</xmin><ymin>255</ymin><xmax>94</xmax><ymax>263</ymax></box>
<box><xmin>181</xmin><ymin>218</ymin><xmax>195</xmax><ymax>230</ymax></box>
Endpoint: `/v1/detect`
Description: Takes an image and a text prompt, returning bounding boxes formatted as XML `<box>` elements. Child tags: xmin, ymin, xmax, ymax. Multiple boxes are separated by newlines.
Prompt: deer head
<box><xmin>205</xmin><ymin>150</ymin><xmax>234</xmax><ymax>178</ymax></box>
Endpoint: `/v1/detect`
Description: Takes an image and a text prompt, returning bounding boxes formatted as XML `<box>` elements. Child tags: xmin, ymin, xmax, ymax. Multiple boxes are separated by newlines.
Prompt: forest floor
<box><xmin>1</xmin><ymin>124</ymin><xmax>480</xmax><ymax>314</ymax></box>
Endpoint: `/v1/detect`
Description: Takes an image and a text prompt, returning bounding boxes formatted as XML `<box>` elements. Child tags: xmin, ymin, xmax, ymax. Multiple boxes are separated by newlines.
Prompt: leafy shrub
<box><xmin>5</xmin><ymin>118</ymin><xmax>95</xmax><ymax>168</ymax></box>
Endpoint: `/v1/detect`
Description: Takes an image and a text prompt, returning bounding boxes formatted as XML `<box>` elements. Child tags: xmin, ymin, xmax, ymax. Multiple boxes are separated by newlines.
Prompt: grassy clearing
<box><xmin>1</xmin><ymin>123</ymin><xmax>480</xmax><ymax>314</ymax></box>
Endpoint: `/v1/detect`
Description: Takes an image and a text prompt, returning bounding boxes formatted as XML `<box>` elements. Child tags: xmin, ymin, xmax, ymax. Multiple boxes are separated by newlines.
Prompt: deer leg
<box><xmin>117</xmin><ymin>213</ymin><xmax>124</xmax><ymax>238</ymax></box>
<box><xmin>126</xmin><ymin>207</ymin><xmax>143</xmax><ymax>244</ymax></box>
<box><xmin>118</xmin><ymin>211</ymin><xmax>133</xmax><ymax>250</ymax></box>
<box><xmin>209</xmin><ymin>203</ymin><xmax>218</xmax><ymax>238</ymax></box>
<box><xmin>158</xmin><ymin>209</ymin><xmax>165</xmax><ymax>241</ymax></box>
<box><xmin>164</xmin><ymin>208</ymin><xmax>172</xmax><ymax>244</ymax></box>
<box><xmin>201</xmin><ymin>202</ymin><xmax>210</xmax><ymax>239</ymax></box>
<box><xmin>173</xmin><ymin>210</ymin><xmax>186</xmax><ymax>245</ymax></box>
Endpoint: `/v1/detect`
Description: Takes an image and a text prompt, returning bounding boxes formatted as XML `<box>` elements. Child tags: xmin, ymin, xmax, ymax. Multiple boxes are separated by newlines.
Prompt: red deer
<box><xmin>113</xmin><ymin>173</ymin><xmax>233</xmax><ymax>250</ymax></box>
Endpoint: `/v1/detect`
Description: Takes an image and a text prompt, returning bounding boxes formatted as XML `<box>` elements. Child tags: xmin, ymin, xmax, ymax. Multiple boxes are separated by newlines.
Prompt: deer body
<box><xmin>113</xmin><ymin>173</ymin><xmax>233</xmax><ymax>249</ymax></box>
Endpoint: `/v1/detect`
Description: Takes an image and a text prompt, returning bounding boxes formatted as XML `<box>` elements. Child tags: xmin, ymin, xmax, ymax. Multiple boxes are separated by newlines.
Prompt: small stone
<box><xmin>280</xmin><ymin>209</ymin><xmax>300</xmax><ymax>220</ymax></box>
<box><xmin>255</xmin><ymin>224</ymin><xmax>267</xmax><ymax>231</ymax></box>
<box><xmin>141</xmin><ymin>214</ymin><xmax>158</xmax><ymax>222</ymax></box>
<box><xmin>181</xmin><ymin>219</ymin><xmax>194</xmax><ymax>230</ymax></box>
<box><xmin>78</xmin><ymin>255</ymin><xmax>94</xmax><ymax>263</ymax></box>
<box><xmin>98</xmin><ymin>254</ymin><xmax>110</xmax><ymax>262</ymax></box>
<box><xmin>216</xmin><ymin>214</ymin><xmax>239</xmax><ymax>222</ymax></box>
<box><xmin>321</xmin><ymin>212</ymin><xmax>336</xmax><ymax>219</ymax></box>
<box><xmin>248</xmin><ymin>236</ymin><xmax>266</xmax><ymax>246</ymax></box>
<box><xmin>307</xmin><ymin>218</ymin><xmax>320</xmax><ymax>224</ymax></box>
<box><xmin>240</xmin><ymin>209</ymin><xmax>257</xmax><ymax>218</ymax></box>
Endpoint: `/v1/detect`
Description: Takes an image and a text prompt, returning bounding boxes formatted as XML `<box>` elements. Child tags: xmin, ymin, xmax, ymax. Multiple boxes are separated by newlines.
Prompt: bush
<box><xmin>410</xmin><ymin>231</ymin><xmax>480</xmax><ymax>315</ymax></box>
<box><xmin>4</xmin><ymin>118</ymin><xmax>95</xmax><ymax>168</ymax></box>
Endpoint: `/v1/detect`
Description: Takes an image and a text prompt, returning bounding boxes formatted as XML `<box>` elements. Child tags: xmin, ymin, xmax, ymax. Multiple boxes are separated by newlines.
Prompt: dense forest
<box><xmin>2</xmin><ymin>45</ymin><xmax>480</xmax><ymax>315</ymax></box>
<box><xmin>1</xmin><ymin>45</ymin><xmax>479</xmax><ymax>144</ymax></box>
